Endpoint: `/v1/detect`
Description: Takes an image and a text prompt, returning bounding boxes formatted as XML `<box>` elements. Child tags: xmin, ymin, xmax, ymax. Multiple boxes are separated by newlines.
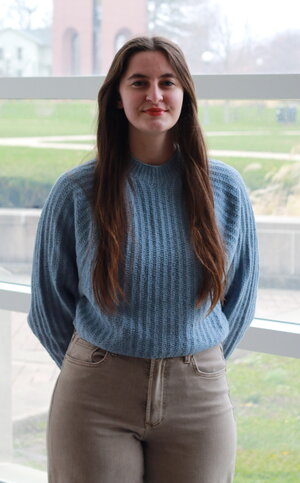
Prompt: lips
<box><xmin>144</xmin><ymin>108</ymin><xmax>166</xmax><ymax>116</ymax></box>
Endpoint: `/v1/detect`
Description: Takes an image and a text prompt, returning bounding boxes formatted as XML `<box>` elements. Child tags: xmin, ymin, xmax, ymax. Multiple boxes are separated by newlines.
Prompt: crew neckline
<box><xmin>130</xmin><ymin>149</ymin><xmax>182</xmax><ymax>182</ymax></box>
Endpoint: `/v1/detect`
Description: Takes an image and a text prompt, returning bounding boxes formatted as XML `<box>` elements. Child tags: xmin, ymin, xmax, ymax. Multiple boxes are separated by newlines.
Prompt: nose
<box><xmin>145</xmin><ymin>83</ymin><xmax>163</xmax><ymax>104</ymax></box>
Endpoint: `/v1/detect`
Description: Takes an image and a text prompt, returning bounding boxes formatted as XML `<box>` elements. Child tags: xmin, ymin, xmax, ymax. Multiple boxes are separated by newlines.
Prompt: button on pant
<box><xmin>47</xmin><ymin>332</ymin><xmax>236</xmax><ymax>482</ymax></box>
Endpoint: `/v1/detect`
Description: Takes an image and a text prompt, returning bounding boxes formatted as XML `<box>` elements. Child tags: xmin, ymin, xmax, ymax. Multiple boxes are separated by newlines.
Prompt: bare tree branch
<box><xmin>3</xmin><ymin>0</ymin><xmax>51</xmax><ymax>29</ymax></box>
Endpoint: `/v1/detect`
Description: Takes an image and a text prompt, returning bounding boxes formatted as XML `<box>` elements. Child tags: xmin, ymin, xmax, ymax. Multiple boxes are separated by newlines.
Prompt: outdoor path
<box><xmin>8</xmin><ymin>287</ymin><xmax>300</xmax><ymax>422</ymax></box>
<box><xmin>0</xmin><ymin>133</ymin><xmax>300</xmax><ymax>161</ymax></box>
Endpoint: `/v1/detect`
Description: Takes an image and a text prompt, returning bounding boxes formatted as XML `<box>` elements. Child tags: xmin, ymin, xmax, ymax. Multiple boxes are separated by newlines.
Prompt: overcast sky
<box><xmin>214</xmin><ymin>0</ymin><xmax>300</xmax><ymax>43</ymax></box>
<box><xmin>0</xmin><ymin>0</ymin><xmax>299</xmax><ymax>43</ymax></box>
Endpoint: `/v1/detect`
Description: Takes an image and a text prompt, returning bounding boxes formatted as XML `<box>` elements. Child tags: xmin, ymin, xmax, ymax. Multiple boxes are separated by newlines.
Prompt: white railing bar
<box><xmin>238</xmin><ymin>324</ymin><xmax>300</xmax><ymax>358</ymax></box>
<box><xmin>0</xmin><ymin>74</ymin><xmax>299</xmax><ymax>100</ymax></box>
<box><xmin>0</xmin><ymin>282</ymin><xmax>299</xmax><ymax>358</ymax></box>
<box><xmin>254</xmin><ymin>317</ymin><xmax>300</xmax><ymax>328</ymax></box>
<box><xmin>0</xmin><ymin>283</ymin><xmax>31</xmax><ymax>313</ymax></box>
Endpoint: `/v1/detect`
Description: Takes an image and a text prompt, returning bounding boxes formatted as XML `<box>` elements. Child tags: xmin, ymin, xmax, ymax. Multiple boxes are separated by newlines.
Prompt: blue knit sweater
<box><xmin>28</xmin><ymin>152</ymin><xmax>259</xmax><ymax>368</ymax></box>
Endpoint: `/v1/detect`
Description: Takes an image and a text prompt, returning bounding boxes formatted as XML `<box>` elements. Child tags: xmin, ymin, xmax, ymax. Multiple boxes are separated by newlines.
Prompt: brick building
<box><xmin>52</xmin><ymin>0</ymin><xmax>148</xmax><ymax>75</ymax></box>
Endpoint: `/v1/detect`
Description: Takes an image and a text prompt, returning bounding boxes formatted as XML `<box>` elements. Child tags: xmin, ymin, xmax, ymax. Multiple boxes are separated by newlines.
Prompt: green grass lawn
<box><xmin>0</xmin><ymin>146</ymin><xmax>94</xmax><ymax>183</ymax></box>
<box><xmin>0</xmin><ymin>100</ymin><xmax>299</xmax><ymax>197</ymax></box>
<box><xmin>228</xmin><ymin>351</ymin><xmax>300</xmax><ymax>482</ymax></box>
<box><xmin>198</xmin><ymin>100</ymin><xmax>300</xmax><ymax>131</ymax></box>
<box><xmin>0</xmin><ymin>145</ymin><xmax>95</xmax><ymax>207</ymax></box>
<box><xmin>215</xmin><ymin>156</ymin><xmax>296</xmax><ymax>191</ymax></box>
<box><xmin>206</xmin><ymin>133</ymin><xmax>299</xmax><ymax>154</ymax></box>
<box><xmin>0</xmin><ymin>100</ymin><xmax>98</xmax><ymax>137</ymax></box>
<box><xmin>0</xmin><ymin>99</ymin><xmax>299</xmax><ymax>210</ymax></box>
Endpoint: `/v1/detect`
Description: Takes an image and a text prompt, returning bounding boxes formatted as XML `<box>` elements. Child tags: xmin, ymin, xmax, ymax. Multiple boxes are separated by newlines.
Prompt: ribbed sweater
<box><xmin>28</xmin><ymin>151</ymin><xmax>259</xmax><ymax>368</ymax></box>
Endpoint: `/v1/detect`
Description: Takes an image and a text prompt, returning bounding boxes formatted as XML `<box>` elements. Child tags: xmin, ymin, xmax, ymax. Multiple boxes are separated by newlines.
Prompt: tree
<box><xmin>2</xmin><ymin>0</ymin><xmax>51</xmax><ymax>30</ymax></box>
<box><xmin>215</xmin><ymin>29</ymin><xmax>300</xmax><ymax>74</ymax></box>
<box><xmin>148</xmin><ymin>0</ymin><xmax>220</xmax><ymax>72</ymax></box>
<box><xmin>255</xmin><ymin>30</ymin><xmax>300</xmax><ymax>73</ymax></box>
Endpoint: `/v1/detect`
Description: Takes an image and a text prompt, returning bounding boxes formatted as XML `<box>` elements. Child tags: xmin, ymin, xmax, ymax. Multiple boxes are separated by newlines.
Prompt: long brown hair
<box><xmin>93</xmin><ymin>36</ymin><xmax>226</xmax><ymax>315</ymax></box>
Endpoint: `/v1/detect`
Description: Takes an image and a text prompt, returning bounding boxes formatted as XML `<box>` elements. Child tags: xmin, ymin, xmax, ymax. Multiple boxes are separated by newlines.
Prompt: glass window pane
<box><xmin>0</xmin><ymin>0</ymin><xmax>299</xmax><ymax>76</ymax></box>
<box><xmin>199</xmin><ymin>99</ymin><xmax>300</xmax><ymax>217</ymax></box>
<box><xmin>11</xmin><ymin>311</ymin><xmax>58</xmax><ymax>473</ymax></box>
<box><xmin>0</xmin><ymin>99</ymin><xmax>97</xmax><ymax>284</ymax></box>
<box><xmin>1</xmin><ymin>98</ymin><xmax>299</xmax><ymax>325</ymax></box>
<box><xmin>199</xmin><ymin>99</ymin><xmax>300</xmax><ymax>324</ymax></box>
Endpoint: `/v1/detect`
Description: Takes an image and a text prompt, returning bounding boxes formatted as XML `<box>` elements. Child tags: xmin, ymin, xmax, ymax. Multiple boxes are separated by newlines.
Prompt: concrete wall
<box><xmin>0</xmin><ymin>210</ymin><xmax>39</xmax><ymax>264</ymax></box>
<box><xmin>257</xmin><ymin>215</ymin><xmax>300</xmax><ymax>288</ymax></box>
<box><xmin>0</xmin><ymin>210</ymin><xmax>300</xmax><ymax>288</ymax></box>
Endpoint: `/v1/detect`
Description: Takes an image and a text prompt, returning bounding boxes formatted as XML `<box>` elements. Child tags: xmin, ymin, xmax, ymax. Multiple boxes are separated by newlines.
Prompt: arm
<box><xmin>222</xmin><ymin>177</ymin><xmax>259</xmax><ymax>359</ymax></box>
<box><xmin>28</xmin><ymin>176</ymin><xmax>79</xmax><ymax>368</ymax></box>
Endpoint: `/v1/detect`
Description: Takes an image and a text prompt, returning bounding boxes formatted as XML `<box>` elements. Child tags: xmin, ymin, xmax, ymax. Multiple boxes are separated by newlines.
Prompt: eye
<box><xmin>161</xmin><ymin>80</ymin><xmax>175</xmax><ymax>87</ymax></box>
<box><xmin>131</xmin><ymin>80</ymin><xmax>146</xmax><ymax>87</ymax></box>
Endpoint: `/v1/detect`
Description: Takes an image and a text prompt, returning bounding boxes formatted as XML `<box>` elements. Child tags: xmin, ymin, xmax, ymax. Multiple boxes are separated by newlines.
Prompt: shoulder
<box><xmin>209</xmin><ymin>158</ymin><xmax>246</xmax><ymax>195</ymax></box>
<box><xmin>36</xmin><ymin>159</ymin><xmax>96</xmax><ymax>231</ymax></box>
<box><xmin>208</xmin><ymin>158</ymin><xmax>251</xmax><ymax>212</ymax></box>
<box><xmin>208</xmin><ymin>159</ymin><xmax>255</xmax><ymax>242</ymax></box>
<box><xmin>51</xmin><ymin>159</ymin><xmax>96</xmax><ymax>196</ymax></box>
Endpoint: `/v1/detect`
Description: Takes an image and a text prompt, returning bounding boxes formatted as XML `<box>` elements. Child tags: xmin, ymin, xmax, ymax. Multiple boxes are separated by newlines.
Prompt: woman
<box><xmin>28</xmin><ymin>36</ymin><xmax>259</xmax><ymax>483</ymax></box>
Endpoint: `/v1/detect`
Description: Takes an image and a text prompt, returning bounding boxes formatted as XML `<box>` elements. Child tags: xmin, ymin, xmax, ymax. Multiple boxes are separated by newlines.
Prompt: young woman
<box><xmin>28</xmin><ymin>36</ymin><xmax>259</xmax><ymax>483</ymax></box>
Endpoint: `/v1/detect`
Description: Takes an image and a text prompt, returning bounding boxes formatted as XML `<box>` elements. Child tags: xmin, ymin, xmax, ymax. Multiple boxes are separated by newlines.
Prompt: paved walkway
<box><xmin>7</xmin><ymin>287</ymin><xmax>300</xmax><ymax>422</ymax></box>
<box><xmin>0</xmin><ymin>133</ymin><xmax>299</xmax><ymax>161</ymax></box>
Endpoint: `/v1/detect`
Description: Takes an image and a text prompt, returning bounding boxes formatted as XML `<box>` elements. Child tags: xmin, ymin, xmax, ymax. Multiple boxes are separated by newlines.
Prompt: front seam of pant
<box><xmin>145</xmin><ymin>358</ymin><xmax>166</xmax><ymax>427</ymax></box>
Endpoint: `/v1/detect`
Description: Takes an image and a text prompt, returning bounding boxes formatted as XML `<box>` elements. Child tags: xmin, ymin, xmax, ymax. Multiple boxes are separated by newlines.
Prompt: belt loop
<box><xmin>183</xmin><ymin>355</ymin><xmax>191</xmax><ymax>364</ymax></box>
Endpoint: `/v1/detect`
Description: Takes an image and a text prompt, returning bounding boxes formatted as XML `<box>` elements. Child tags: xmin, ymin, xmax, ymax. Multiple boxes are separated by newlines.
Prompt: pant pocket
<box><xmin>64</xmin><ymin>331</ymin><xmax>108</xmax><ymax>367</ymax></box>
<box><xmin>191</xmin><ymin>344</ymin><xmax>226</xmax><ymax>378</ymax></box>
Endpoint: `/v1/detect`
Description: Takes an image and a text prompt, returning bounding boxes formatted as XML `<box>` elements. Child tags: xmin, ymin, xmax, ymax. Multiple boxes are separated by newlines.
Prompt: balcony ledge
<box><xmin>0</xmin><ymin>282</ymin><xmax>300</xmax><ymax>359</ymax></box>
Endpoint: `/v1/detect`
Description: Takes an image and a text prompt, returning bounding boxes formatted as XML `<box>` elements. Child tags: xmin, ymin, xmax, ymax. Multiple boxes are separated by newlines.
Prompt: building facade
<box><xmin>0</xmin><ymin>28</ymin><xmax>51</xmax><ymax>76</ymax></box>
<box><xmin>52</xmin><ymin>0</ymin><xmax>148</xmax><ymax>75</ymax></box>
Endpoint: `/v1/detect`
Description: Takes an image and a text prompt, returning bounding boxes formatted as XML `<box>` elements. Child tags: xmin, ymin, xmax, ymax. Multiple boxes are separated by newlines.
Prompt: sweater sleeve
<box><xmin>221</xmin><ymin>173</ymin><xmax>259</xmax><ymax>359</ymax></box>
<box><xmin>28</xmin><ymin>175</ymin><xmax>79</xmax><ymax>368</ymax></box>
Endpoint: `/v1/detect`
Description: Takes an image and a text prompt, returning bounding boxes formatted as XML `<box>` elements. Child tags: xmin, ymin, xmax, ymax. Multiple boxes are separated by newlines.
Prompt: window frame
<box><xmin>0</xmin><ymin>74</ymin><xmax>298</xmax><ymax>100</ymax></box>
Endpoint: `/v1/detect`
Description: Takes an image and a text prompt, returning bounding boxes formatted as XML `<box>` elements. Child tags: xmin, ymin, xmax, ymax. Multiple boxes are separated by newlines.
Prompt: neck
<box><xmin>129</xmin><ymin>130</ymin><xmax>175</xmax><ymax>166</ymax></box>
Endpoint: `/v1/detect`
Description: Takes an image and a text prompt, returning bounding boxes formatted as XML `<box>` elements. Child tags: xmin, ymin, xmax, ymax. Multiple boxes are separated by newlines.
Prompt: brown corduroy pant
<box><xmin>47</xmin><ymin>332</ymin><xmax>236</xmax><ymax>483</ymax></box>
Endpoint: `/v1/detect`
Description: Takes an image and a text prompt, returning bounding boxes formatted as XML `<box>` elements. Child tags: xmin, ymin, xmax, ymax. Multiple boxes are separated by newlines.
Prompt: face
<box><xmin>118</xmin><ymin>50</ymin><xmax>184</xmax><ymax>139</ymax></box>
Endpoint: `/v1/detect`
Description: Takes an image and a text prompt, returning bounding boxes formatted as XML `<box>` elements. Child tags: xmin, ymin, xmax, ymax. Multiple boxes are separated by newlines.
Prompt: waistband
<box><xmin>72</xmin><ymin>331</ymin><xmax>219</xmax><ymax>364</ymax></box>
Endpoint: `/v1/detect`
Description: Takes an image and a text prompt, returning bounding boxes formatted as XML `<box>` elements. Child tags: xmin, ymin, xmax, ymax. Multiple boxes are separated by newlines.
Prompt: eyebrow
<box><xmin>127</xmin><ymin>73</ymin><xmax>177</xmax><ymax>81</ymax></box>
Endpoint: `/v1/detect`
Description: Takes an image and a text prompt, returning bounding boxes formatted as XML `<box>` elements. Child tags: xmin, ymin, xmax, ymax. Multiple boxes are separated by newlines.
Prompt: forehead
<box><xmin>122</xmin><ymin>50</ymin><xmax>175</xmax><ymax>78</ymax></box>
